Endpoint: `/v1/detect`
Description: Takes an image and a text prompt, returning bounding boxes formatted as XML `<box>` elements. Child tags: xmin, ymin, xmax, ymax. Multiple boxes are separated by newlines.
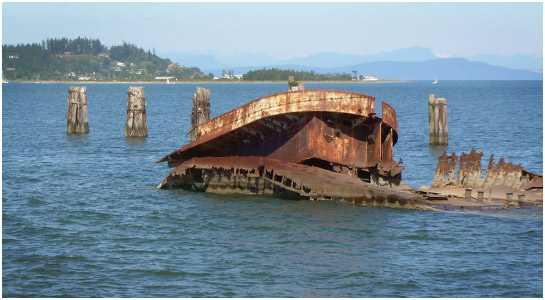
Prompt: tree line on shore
<box><xmin>2</xmin><ymin>37</ymin><xmax>354</xmax><ymax>82</ymax></box>
<box><xmin>2</xmin><ymin>37</ymin><xmax>204</xmax><ymax>81</ymax></box>
<box><xmin>243</xmin><ymin>68</ymin><xmax>353</xmax><ymax>81</ymax></box>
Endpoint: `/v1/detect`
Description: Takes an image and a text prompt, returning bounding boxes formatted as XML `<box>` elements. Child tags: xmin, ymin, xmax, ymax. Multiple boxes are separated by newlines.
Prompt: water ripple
<box><xmin>2</xmin><ymin>82</ymin><xmax>543</xmax><ymax>297</ymax></box>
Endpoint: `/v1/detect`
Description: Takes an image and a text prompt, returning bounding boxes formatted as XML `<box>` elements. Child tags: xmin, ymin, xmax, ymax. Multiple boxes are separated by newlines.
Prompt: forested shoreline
<box><xmin>3</xmin><ymin>37</ymin><xmax>355</xmax><ymax>82</ymax></box>
<box><xmin>2</xmin><ymin>37</ymin><xmax>205</xmax><ymax>81</ymax></box>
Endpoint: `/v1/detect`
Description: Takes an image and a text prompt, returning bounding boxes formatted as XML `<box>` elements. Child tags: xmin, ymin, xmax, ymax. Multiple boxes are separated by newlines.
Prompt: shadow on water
<box><xmin>65</xmin><ymin>133</ymin><xmax>89</xmax><ymax>141</ymax></box>
<box><xmin>427</xmin><ymin>144</ymin><xmax>449</xmax><ymax>157</ymax></box>
<box><xmin>125</xmin><ymin>137</ymin><xmax>148</xmax><ymax>148</ymax></box>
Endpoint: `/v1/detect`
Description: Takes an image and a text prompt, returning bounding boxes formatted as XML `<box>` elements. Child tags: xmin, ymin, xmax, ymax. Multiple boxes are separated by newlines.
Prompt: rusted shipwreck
<box><xmin>157</xmin><ymin>89</ymin><xmax>429</xmax><ymax>208</ymax></box>
<box><xmin>418</xmin><ymin>149</ymin><xmax>543</xmax><ymax>208</ymax></box>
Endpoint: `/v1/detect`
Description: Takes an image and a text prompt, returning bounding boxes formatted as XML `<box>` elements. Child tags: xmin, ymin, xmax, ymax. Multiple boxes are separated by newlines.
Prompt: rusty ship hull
<box><xmin>158</xmin><ymin>155</ymin><xmax>430</xmax><ymax>209</ymax></box>
<box><xmin>156</xmin><ymin>89</ymin><xmax>421</xmax><ymax>206</ymax></box>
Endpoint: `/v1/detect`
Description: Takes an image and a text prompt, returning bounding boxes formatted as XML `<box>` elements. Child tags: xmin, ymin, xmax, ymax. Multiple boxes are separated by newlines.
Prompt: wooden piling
<box><xmin>66</xmin><ymin>86</ymin><xmax>89</xmax><ymax>133</ymax></box>
<box><xmin>190</xmin><ymin>87</ymin><xmax>211</xmax><ymax>142</ymax></box>
<box><xmin>428</xmin><ymin>94</ymin><xmax>448</xmax><ymax>145</ymax></box>
<box><xmin>288</xmin><ymin>76</ymin><xmax>305</xmax><ymax>91</ymax></box>
<box><xmin>125</xmin><ymin>86</ymin><xmax>148</xmax><ymax>137</ymax></box>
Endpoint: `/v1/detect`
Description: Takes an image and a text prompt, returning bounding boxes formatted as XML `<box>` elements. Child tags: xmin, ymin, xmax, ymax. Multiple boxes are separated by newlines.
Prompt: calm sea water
<box><xmin>2</xmin><ymin>81</ymin><xmax>543</xmax><ymax>297</ymax></box>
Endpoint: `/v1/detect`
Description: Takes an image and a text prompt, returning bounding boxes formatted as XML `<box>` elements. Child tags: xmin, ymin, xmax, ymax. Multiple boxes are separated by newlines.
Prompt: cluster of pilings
<box><xmin>66</xmin><ymin>86</ymin><xmax>211</xmax><ymax>139</ymax></box>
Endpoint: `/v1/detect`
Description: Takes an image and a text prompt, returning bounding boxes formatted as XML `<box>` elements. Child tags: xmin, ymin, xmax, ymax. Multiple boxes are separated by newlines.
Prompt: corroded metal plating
<box><xmin>431</xmin><ymin>149</ymin><xmax>542</xmax><ymax>190</ymax></box>
<box><xmin>157</xmin><ymin>89</ymin><xmax>405</xmax><ymax>204</ymax></box>
<box><xmin>158</xmin><ymin>156</ymin><xmax>422</xmax><ymax>208</ymax></box>
<box><xmin>158</xmin><ymin>90</ymin><xmax>379</xmax><ymax>164</ymax></box>
<box><xmin>157</xmin><ymin>89</ymin><xmax>542</xmax><ymax>210</ymax></box>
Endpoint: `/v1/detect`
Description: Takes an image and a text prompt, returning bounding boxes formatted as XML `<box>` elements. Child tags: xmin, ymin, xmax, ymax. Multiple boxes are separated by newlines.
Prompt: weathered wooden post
<box><xmin>189</xmin><ymin>87</ymin><xmax>211</xmax><ymax>142</ymax></box>
<box><xmin>428</xmin><ymin>94</ymin><xmax>448</xmax><ymax>145</ymax></box>
<box><xmin>125</xmin><ymin>86</ymin><xmax>148</xmax><ymax>137</ymax></box>
<box><xmin>288</xmin><ymin>76</ymin><xmax>305</xmax><ymax>91</ymax></box>
<box><xmin>66</xmin><ymin>86</ymin><xmax>89</xmax><ymax>133</ymax></box>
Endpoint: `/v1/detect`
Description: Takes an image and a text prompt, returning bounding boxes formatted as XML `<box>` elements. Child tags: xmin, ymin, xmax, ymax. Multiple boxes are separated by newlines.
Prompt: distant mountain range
<box><xmin>326</xmin><ymin>58</ymin><xmax>542</xmax><ymax>81</ymax></box>
<box><xmin>158</xmin><ymin>46</ymin><xmax>543</xmax><ymax>80</ymax></box>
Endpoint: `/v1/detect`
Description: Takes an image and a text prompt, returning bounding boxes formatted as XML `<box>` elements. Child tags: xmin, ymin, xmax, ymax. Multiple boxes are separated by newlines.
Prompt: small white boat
<box><xmin>433</xmin><ymin>79</ymin><xmax>438</xmax><ymax>84</ymax></box>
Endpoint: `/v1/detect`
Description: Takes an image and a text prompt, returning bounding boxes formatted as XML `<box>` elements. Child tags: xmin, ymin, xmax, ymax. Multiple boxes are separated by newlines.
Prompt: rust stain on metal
<box><xmin>431</xmin><ymin>149</ymin><xmax>542</xmax><ymax>191</ymax></box>
<box><xmin>158</xmin><ymin>90</ymin><xmax>376</xmax><ymax>164</ymax></box>
<box><xmin>156</xmin><ymin>89</ymin><xmax>542</xmax><ymax>210</ymax></box>
<box><xmin>157</xmin><ymin>89</ymin><xmax>412</xmax><ymax>207</ymax></box>
<box><xmin>381</xmin><ymin>101</ymin><xmax>398</xmax><ymax>134</ymax></box>
<box><xmin>431</xmin><ymin>152</ymin><xmax>459</xmax><ymax>187</ymax></box>
<box><xmin>456</xmin><ymin>149</ymin><xmax>483</xmax><ymax>187</ymax></box>
<box><xmin>158</xmin><ymin>156</ymin><xmax>422</xmax><ymax>208</ymax></box>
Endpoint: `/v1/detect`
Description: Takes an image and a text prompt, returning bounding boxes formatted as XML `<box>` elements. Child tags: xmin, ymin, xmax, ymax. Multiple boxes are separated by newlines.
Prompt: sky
<box><xmin>1</xmin><ymin>1</ymin><xmax>543</xmax><ymax>59</ymax></box>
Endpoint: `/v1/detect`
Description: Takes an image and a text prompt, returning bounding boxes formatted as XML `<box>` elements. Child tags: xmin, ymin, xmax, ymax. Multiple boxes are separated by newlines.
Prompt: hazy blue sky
<box><xmin>2</xmin><ymin>2</ymin><xmax>542</xmax><ymax>58</ymax></box>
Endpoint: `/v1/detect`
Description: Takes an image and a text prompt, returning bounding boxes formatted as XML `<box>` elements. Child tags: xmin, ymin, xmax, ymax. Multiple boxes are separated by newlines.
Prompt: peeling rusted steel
<box><xmin>456</xmin><ymin>149</ymin><xmax>483</xmax><ymax>187</ymax></box>
<box><xmin>158</xmin><ymin>90</ymin><xmax>377</xmax><ymax>164</ymax></box>
<box><xmin>381</xmin><ymin>101</ymin><xmax>398</xmax><ymax>137</ymax></box>
<box><xmin>379</xmin><ymin>101</ymin><xmax>400</xmax><ymax>175</ymax></box>
<box><xmin>161</xmin><ymin>90</ymin><xmax>376</xmax><ymax>159</ymax></box>
<box><xmin>431</xmin><ymin>149</ymin><xmax>542</xmax><ymax>190</ymax></box>
<box><xmin>157</xmin><ymin>89</ymin><xmax>544</xmax><ymax>210</ymax></box>
<box><xmin>157</xmin><ymin>89</ymin><xmax>405</xmax><ymax>204</ymax></box>
<box><xmin>523</xmin><ymin>175</ymin><xmax>543</xmax><ymax>190</ymax></box>
<box><xmin>431</xmin><ymin>152</ymin><xmax>458</xmax><ymax>187</ymax></box>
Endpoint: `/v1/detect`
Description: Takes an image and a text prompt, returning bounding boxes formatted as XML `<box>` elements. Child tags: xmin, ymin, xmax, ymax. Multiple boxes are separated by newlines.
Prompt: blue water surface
<box><xmin>2</xmin><ymin>81</ymin><xmax>543</xmax><ymax>297</ymax></box>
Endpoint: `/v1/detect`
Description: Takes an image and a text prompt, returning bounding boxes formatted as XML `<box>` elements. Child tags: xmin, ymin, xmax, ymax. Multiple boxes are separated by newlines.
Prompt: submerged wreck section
<box><xmin>431</xmin><ymin>149</ymin><xmax>542</xmax><ymax>190</ymax></box>
<box><xmin>157</xmin><ymin>89</ymin><xmax>411</xmax><ymax>207</ymax></box>
<box><xmin>157</xmin><ymin>88</ymin><xmax>542</xmax><ymax>211</ymax></box>
<box><xmin>158</xmin><ymin>156</ymin><xmax>425</xmax><ymax>209</ymax></box>
<box><xmin>421</xmin><ymin>149</ymin><xmax>543</xmax><ymax>207</ymax></box>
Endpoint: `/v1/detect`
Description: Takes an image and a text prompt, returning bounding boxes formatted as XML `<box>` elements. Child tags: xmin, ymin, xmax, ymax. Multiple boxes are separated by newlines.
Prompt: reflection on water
<box><xmin>125</xmin><ymin>136</ymin><xmax>148</xmax><ymax>148</ymax></box>
<box><xmin>66</xmin><ymin>132</ymin><xmax>89</xmax><ymax>141</ymax></box>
